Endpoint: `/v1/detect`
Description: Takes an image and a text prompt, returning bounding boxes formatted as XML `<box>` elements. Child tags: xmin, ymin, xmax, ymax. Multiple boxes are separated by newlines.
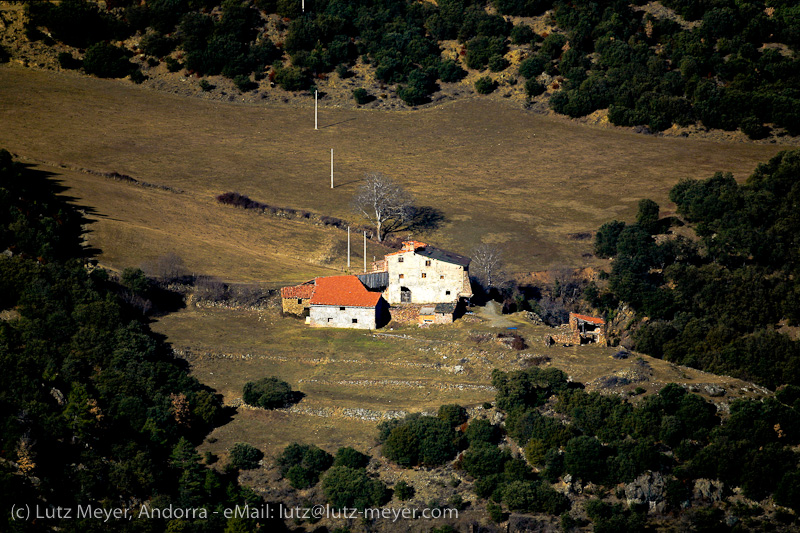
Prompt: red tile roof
<box><xmin>571</xmin><ymin>313</ymin><xmax>605</xmax><ymax>325</ymax></box>
<box><xmin>280</xmin><ymin>281</ymin><xmax>315</xmax><ymax>299</ymax></box>
<box><xmin>309</xmin><ymin>275</ymin><xmax>382</xmax><ymax>308</ymax></box>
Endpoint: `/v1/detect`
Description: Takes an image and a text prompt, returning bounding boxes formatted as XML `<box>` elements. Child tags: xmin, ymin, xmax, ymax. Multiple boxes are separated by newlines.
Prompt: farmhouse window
<box><xmin>327</xmin><ymin>318</ymin><xmax>333</xmax><ymax>323</ymax></box>
<box><xmin>446</xmin><ymin>291</ymin><xmax>451</xmax><ymax>295</ymax></box>
<box><xmin>399</xmin><ymin>274</ymin><xmax>404</xmax><ymax>279</ymax></box>
<box><xmin>440</xmin><ymin>275</ymin><xmax>444</xmax><ymax>279</ymax></box>
<box><xmin>352</xmin><ymin>318</ymin><xmax>358</xmax><ymax>324</ymax></box>
<box><xmin>340</xmin><ymin>306</ymin><xmax>346</xmax><ymax>311</ymax></box>
<box><xmin>297</xmin><ymin>299</ymin><xmax>303</xmax><ymax>304</ymax></box>
<box><xmin>421</xmin><ymin>273</ymin><xmax>427</xmax><ymax>278</ymax></box>
<box><xmin>398</xmin><ymin>257</ymin><xmax>404</xmax><ymax>262</ymax></box>
<box><xmin>425</xmin><ymin>260</ymin><xmax>431</xmax><ymax>266</ymax></box>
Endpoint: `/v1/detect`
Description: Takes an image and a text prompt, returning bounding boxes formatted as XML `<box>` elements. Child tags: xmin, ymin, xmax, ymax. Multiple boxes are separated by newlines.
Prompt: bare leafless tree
<box><xmin>471</xmin><ymin>243</ymin><xmax>504</xmax><ymax>288</ymax></box>
<box><xmin>351</xmin><ymin>172</ymin><xmax>415</xmax><ymax>241</ymax></box>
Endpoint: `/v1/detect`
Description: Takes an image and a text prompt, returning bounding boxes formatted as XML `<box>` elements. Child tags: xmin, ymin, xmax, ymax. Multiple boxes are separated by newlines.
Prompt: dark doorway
<box><xmin>400</xmin><ymin>287</ymin><xmax>411</xmax><ymax>303</ymax></box>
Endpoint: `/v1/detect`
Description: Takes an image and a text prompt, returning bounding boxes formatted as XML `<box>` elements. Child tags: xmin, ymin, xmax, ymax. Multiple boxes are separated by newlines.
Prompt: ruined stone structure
<box><xmin>308</xmin><ymin>275</ymin><xmax>386</xmax><ymax>330</ymax></box>
<box><xmin>377</xmin><ymin>241</ymin><xmax>471</xmax><ymax>305</ymax></box>
<box><xmin>550</xmin><ymin>312</ymin><xmax>607</xmax><ymax>345</ymax></box>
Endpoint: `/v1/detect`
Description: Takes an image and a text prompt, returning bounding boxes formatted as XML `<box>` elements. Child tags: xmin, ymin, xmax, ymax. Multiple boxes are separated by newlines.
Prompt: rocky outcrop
<box><xmin>693</xmin><ymin>478</ymin><xmax>725</xmax><ymax>503</ymax></box>
<box><xmin>625</xmin><ymin>471</ymin><xmax>667</xmax><ymax>514</ymax></box>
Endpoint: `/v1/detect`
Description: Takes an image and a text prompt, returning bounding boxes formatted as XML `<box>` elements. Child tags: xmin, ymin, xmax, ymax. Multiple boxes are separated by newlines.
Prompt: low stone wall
<box><xmin>389</xmin><ymin>304</ymin><xmax>424</xmax><ymax>324</ymax></box>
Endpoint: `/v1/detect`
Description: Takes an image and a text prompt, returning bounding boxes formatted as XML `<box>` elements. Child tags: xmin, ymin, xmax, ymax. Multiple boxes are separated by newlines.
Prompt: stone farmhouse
<box><xmin>280</xmin><ymin>241</ymin><xmax>471</xmax><ymax>329</ymax></box>
<box><xmin>372</xmin><ymin>240</ymin><xmax>472</xmax><ymax>304</ymax></box>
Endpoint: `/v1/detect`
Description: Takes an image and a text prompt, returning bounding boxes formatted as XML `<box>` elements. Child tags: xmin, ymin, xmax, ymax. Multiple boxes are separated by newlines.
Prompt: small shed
<box><xmin>418</xmin><ymin>302</ymin><xmax>457</xmax><ymax>325</ymax></box>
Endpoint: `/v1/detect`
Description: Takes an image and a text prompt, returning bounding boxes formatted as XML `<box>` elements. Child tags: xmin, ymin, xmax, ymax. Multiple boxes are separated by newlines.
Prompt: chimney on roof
<box><xmin>401</xmin><ymin>241</ymin><xmax>426</xmax><ymax>252</ymax></box>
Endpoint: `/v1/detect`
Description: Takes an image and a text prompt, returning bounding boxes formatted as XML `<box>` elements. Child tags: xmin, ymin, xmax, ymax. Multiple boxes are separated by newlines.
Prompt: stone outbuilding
<box><xmin>547</xmin><ymin>312</ymin><xmax>607</xmax><ymax>346</ymax></box>
<box><xmin>280</xmin><ymin>280</ymin><xmax>315</xmax><ymax>316</ymax></box>
<box><xmin>308</xmin><ymin>275</ymin><xmax>387</xmax><ymax>330</ymax></box>
<box><xmin>418</xmin><ymin>302</ymin><xmax>457</xmax><ymax>325</ymax></box>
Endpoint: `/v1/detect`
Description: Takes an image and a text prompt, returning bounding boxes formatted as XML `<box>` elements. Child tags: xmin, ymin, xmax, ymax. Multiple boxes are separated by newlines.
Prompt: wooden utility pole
<box><xmin>363</xmin><ymin>232</ymin><xmax>367</xmax><ymax>272</ymax></box>
<box><xmin>330</xmin><ymin>149</ymin><xmax>334</xmax><ymax>189</ymax></box>
<box><xmin>314</xmin><ymin>90</ymin><xmax>318</xmax><ymax>130</ymax></box>
<box><xmin>347</xmin><ymin>226</ymin><xmax>351</xmax><ymax>269</ymax></box>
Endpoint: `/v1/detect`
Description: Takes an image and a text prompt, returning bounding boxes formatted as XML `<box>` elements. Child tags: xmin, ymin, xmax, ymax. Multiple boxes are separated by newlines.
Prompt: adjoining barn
<box><xmin>280</xmin><ymin>280</ymin><xmax>315</xmax><ymax>316</ymax></box>
<box><xmin>308</xmin><ymin>275</ymin><xmax>387</xmax><ymax>330</ymax></box>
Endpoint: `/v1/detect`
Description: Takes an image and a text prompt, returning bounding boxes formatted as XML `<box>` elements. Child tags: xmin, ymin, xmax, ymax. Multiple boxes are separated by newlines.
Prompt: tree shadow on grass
<box><xmin>384</xmin><ymin>205</ymin><xmax>446</xmax><ymax>240</ymax></box>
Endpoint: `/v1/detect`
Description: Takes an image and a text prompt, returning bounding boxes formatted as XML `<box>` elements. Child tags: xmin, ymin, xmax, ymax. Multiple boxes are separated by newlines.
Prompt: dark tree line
<box><xmin>592</xmin><ymin>150</ymin><xmax>800</xmax><ymax>390</ymax></box>
<box><xmin>0</xmin><ymin>150</ymin><xmax>271</xmax><ymax>532</ymax></box>
<box><xmin>24</xmin><ymin>0</ymin><xmax>800</xmax><ymax>131</ymax></box>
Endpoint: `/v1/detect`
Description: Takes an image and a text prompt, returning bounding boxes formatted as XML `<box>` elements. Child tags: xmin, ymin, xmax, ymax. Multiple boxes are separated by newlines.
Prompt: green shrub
<box><xmin>274</xmin><ymin>65</ymin><xmax>309</xmax><ymax>91</ymax></box>
<box><xmin>488</xmin><ymin>54</ymin><xmax>510</xmax><ymax>72</ymax></box>
<box><xmin>636</xmin><ymin>199</ymin><xmax>660</xmax><ymax>234</ymax></box>
<box><xmin>130</xmin><ymin>70</ymin><xmax>147</xmax><ymax>84</ymax></box>
<box><xmin>510</xmin><ymin>24</ymin><xmax>537</xmax><ymax>45</ymax></box>
<box><xmin>594</xmin><ymin>220</ymin><xmax>626</xmax><ymax>258</ymax></box>
<box><xmin>740</xmin><ymin>116</ymin><xmax>770</xmax><ymax>140</ymax></box>
<box><xmin>465</xmin><ymin>419</ymin><xmax>502</xmax><ymax>446</ymax></box>
<box><xmin>335</xmin><ymin>63</ymin><xmax>352</xmax><ymax>78</ymax></box>
<box><xmin>462</xmin><ymin>444</ymin><xmax>512</xmax><ymax>478</ymax></box>
<box><xmin>121</xmin><ymin>267</ymin><xmax>149</xmax><ymax>294</ymax></box>
<box><xmin>352</xmin><ymin>88</ymin><xmax>372</xmax><ymax>104</ymax></box>
<box><xmin>394</xmin><ymin>480</ymin><xmax>415</xmax><ymax>500</ymax></box>
<box><xmin>466</xmin><ymin>36</ymin><xmax>507</xmax><ymax>70</ymax></box>
<box><xmin>518</xmin><ymin>55</ymin><xmax>546</xmax><ymax>79</ymax></box>
<box><xmin>199</xmin><ymin>79</ymin><xmax>214</xmax><ymax>91</ymax></box>
<box><xmin>475</xmin><ymin>76</ymin><xmax>497</xmax><ymax>94</ymax></box>
<box><xmin>438</xmin><ymin>59</ymin><xmax>467</xmax><ymax>82</ymax></box>
<box><xmin>524</xmin><ymin>78</ymin><xmax>545</xmax><ymax>97</ymax></box>
<box><xmin>397</xmin><ymin>69</ymin><xmax>436</xmax><ymax>106</ymax></box>
<box><xmin>322</xmin><ymin>466</ymin><xmax>389</xmax><ymax>510</ymax></box>
<box><xmin>563</xmin><ymin>436</ymin><xmax>606</xmax><ymax>482</ymax></box>
<box><xmin>333</xmin><ymin>447</ymin><xmax>370</xmax><ymax>469</ymax></box>
<box><xmin>438</xmin><ymin>404</ymin><xmax>468</xmax><ymax>427</ymax></box>
<box><xmin>234</xmin><ymin>74</ymin><xmax>257</xmax><ymax>92</ymax></box>
<box><xmin>164</xmin><ymin>56</ymin><xmax>182</xmax><ymax>73</ymax></box>
<box><xmin>277</xmin><ymin>443</ymin><xmax>334</xmax><ymax>488</ymax></box>
<box><xmin>83</xmin><ymin>42</ymin><xmax>134</xmax><ymax>78</ymax></box>
<box><xmin>242</xmin><ymin>377</ymin><xmax>294</xmax><ymax>409</ymax></box>
<box><xmin>502</xmin><ymin>480</ymin><xmax>570</xmax><ymax>514</ymax></box>
<box><xmin>58</xmin><ymin>52</ymin><xmax>82</xmax><ymax>70</ymax></box>
<box><xmin>229</xmin><ymin>442</ymin><xmax>263</xmax><ymax>470</ymax></box>
<box><xmin>140</xmin><ymin>31</ymin><xmax>177</xmax><ymax>58</ymax></box>
<box><xmin>379</xmin><ymin>414</ymin><xmax>458</xmax><ymax>467</ymax></box>
<box><xmin>487</xmin><ymin>500</ymin><xmax>507</xmax><ymax>522</ymax></box>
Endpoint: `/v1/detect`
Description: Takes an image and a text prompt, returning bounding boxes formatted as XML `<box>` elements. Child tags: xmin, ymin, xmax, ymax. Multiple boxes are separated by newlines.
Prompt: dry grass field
<box><xmin>152</xmin><ymin>304</ymin><xmax>766</xmax><ymax>460</ymax></box>
<box><xmin>0</xmin><ymin>64</ymin><xmax>786</xmax><ymax>279</ymax></box>
<box><xmin>2</xmin><ymin>64</ymin><xmax>781</xmax><ymax>503</ymax></box>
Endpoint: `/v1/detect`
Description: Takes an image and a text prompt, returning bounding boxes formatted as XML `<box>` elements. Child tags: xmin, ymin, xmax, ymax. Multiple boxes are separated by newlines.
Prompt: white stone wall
<box><xmin>385</xmin><ymin>252</ymin><xmax>469</xmax><ymax>304</ymax></box>
<box><xmin>309</xmin><ymin>305</ymin><xmax>377</xmax><ymax>329</ymax></box>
